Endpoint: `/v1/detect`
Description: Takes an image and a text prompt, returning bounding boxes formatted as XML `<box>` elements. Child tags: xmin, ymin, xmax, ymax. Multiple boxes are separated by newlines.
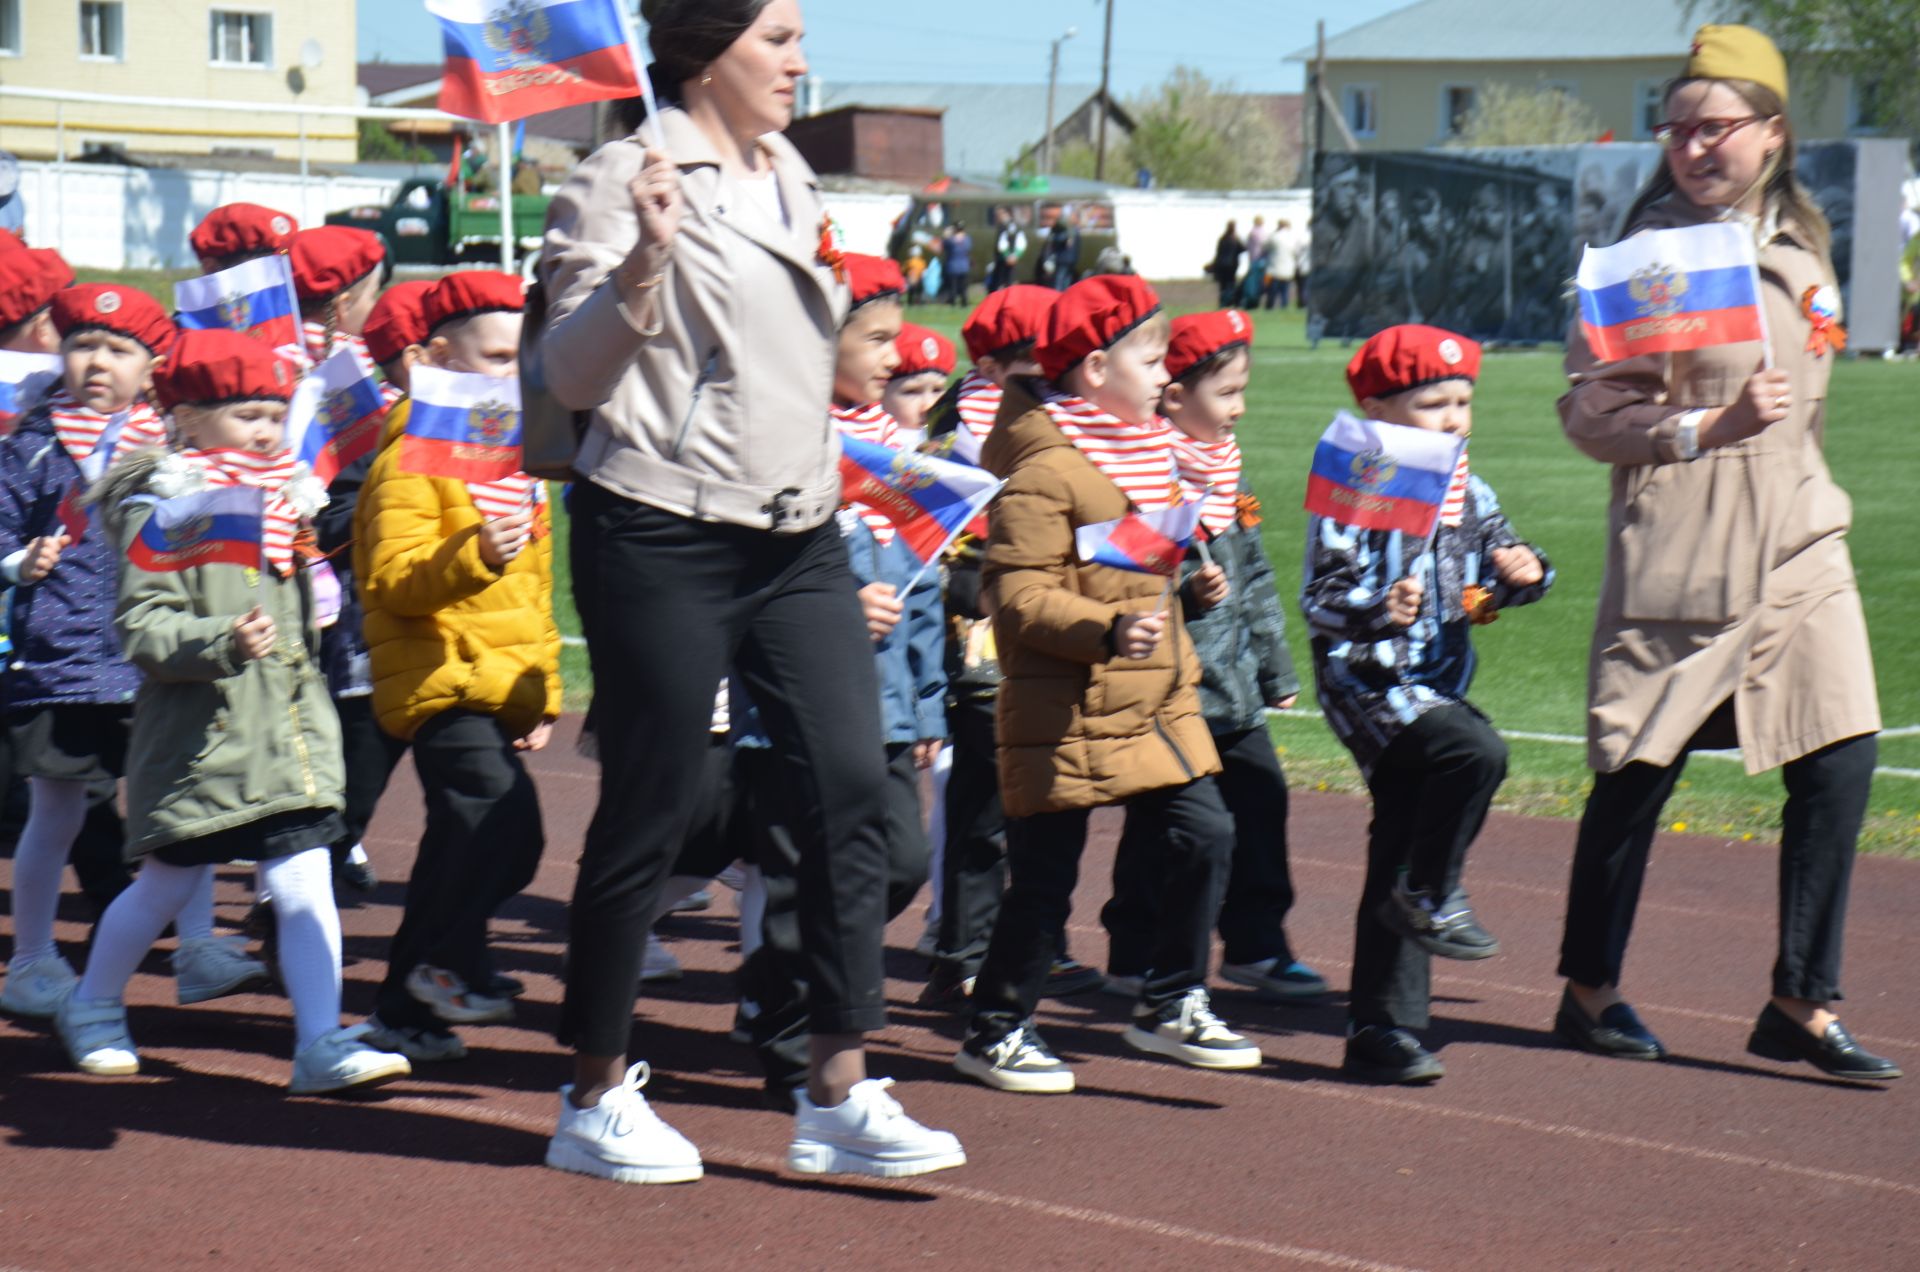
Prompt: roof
<box><xmin>358</xmin><ymin>62</ymin><xmax>443</xmax><ymax>101</ymax></box>
<box><xmin>811</xmin><ymin>82</ymin><xmax>1106</xmax><ymax>174</ymax></box>
<box><xmin>1292</xmin><ymin>0</ymin><xmax>1698</xmax><ymax>62</ymax></box>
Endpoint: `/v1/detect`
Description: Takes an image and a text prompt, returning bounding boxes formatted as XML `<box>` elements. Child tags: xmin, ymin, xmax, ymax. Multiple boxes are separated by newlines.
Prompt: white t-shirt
<box><xmin>737</xmin><ymin>168</ymin><xmax>789</xmax><ymax>230</ymax></box>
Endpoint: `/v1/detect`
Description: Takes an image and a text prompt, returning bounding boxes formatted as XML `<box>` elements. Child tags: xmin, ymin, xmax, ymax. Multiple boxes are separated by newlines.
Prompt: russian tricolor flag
<box><xmin>0</xmin><ymin>350</ymin><xmax>60</xmax><ymax>434</ymax></box>
<box><xmin>1075</xmin><ymin>502</ymin><xmax>1203</xmax><ymax>577</ymax></box>
<box><xmin>174</xmin><ymin>256</ymin><xmax>303</xmax><ymax>353</ymax></box>
<box><xmin>427</xmin><ymin>0</ymin><xmax>642</xmax><ymax>124</ymax></box>
<box><xmin>126</xmin><ymin>486</ymin><xmax>264</xmax><ymax>573</ymax></box>
<box><xmin>839</xmin><ymin>435</ymin><xmax>1005</xmax><ymax>566</ymax></box>
<box><xmin>401</xmin><ymin>367</ymin><xmax>524</xmax><ymax>483</ymax></box>
<box><xmin>1304</xmin><ymin>411</ymin><xmax>1465</xmax><ymax>538</ymax></box>
<box><xmin>1575</xmin><ymin>222</ymin><xmax>1766</xmax><ymax>363</ymax></box>
<box><xmin>285</xmin><ymin>348</ymin><xmax>390</xmax><ymax>484</ymax></box>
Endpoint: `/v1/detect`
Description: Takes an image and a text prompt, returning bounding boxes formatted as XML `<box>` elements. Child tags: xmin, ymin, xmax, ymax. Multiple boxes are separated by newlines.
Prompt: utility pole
<box><xmin>1094</xmin><ymin>0</ymin><xmax>1114</xmax><ymax>182</ymax></box>
<box><xmin>1043</xmin><ymin>26</ymin><xmax>1077</xmax><ymax>176</ymax></box>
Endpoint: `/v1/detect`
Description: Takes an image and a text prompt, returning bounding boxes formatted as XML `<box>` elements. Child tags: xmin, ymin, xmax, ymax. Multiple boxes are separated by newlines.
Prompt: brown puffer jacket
<box><xmin>981</xmin><ymin>382</ymin><xmax>1220</xmax><ymax>818</ymax></box>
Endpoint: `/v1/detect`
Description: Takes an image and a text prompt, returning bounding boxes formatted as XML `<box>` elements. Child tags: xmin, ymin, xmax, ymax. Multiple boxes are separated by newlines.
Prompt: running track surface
<box><xmin>3</xmin><ymin>716</ymin><xmax>1915</xmax><ymax>1270</ymax></box>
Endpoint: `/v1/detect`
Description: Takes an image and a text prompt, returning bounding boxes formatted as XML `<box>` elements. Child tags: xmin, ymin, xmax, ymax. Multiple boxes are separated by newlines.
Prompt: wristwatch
<box><xmin>1675</xmin><ymin>409</ymin><xmax>1706</xmax><ymax>461</ymax></box>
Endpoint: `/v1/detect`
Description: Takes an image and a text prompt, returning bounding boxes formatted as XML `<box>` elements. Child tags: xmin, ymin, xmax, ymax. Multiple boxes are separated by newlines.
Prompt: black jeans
<box><xmin>1559</xmin><ymin>708</ymin><xmax>1875</xmax><ymax>1002</ymax></box>
<box><xmin>375</xmin><ymin>709</ymin><xmax>544</xmax><ymax>1027</ymax></box>
<box><xmin>333</xmin><ymin>694</ymin><xmax>410</xmax><ymax>852</ymax></box>
<box><xmin>970</xmin><ymin>776</ymin><xmax>1233</xmax><ymax>1039</ymax></box>
<box><xmin>1352</xmin><ymin>705</ymin><xmax>1507</xmax><ymax>1029</ymax></box>
<box><xmin>932</xmin><ymin>696</ymin><xmax>1007</xmax><ymax>978</ymax></box>
<box><xmin>1105</xmin><ymin>725</ymin><xmax>1297</xmax><ymax>974</ymax></box>
<box><xmin>561</xmin><ymin>487</ymin><xmax>889</xmax><ymax>1054</ymax></box>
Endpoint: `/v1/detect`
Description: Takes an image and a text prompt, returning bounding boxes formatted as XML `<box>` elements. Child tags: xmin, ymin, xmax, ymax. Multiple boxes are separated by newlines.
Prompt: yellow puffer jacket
<box><xmin>355</xmin><ymin>399</ymin><xmax>563</xmax><ymax>742</ymax></box>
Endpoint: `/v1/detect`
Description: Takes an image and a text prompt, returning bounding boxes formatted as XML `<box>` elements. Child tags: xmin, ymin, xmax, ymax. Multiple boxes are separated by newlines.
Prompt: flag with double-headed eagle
<box><xmin>426</xmin><ymin>0</ymin><xmax>643</xmax><ymax>124</ymax></box>
<box><xmin>126</xmin><ymin>486</ymin><xmax>265</xmax><ymax>574</ymax></box>
<box><xmin>401</xmin><ymin>367</ymin><xmax>524</xmax><ymax>483</ymax></box>
<box><xmin>285</xmin><ymin>348</ymin><xmax>390</xmax><ymax>484</ymax></box>
<box><xmin>174</xmin><ymin>256</ymin><xmax>303</xmax><ymax>355</ymax></box>
<box><xmin>837</xmin><ymin>436</ymin><xmax>1004</xmax><ymax>567</ymax></box>
<box><xmin>1303</xmin><ymin>410</ymin><xmax>1465</xmax><ymax>538</ymax></box>
<box><xmin>1575</xmin><ymin>221</ymin><xmax>1765</xmax><ymax>362</ymax></box>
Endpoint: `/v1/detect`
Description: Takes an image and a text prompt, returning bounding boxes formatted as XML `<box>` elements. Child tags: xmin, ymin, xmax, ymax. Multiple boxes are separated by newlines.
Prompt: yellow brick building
<box><xmin>0</xmin><ymin>0</ymin><xmax>361</xmax><ymax>163</ymax></box>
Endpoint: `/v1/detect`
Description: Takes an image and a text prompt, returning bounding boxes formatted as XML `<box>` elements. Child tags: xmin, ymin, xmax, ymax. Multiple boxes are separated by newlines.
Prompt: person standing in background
<box><xmin>988</xmin><ymin>207</ymin><xmax>1027</xmax><ymax>294</ymax></box>
<box><xmin>943</xmin><ymin>222</ymin><xmax>973</xmax><ymax>307</ymax></box>
<box><xmin>1210</xmin><ymin>220</ymin><xmax>1244</xmax><ymax>307</ymax></box>
<box><xmin>1264</xmin><ymin>219</ymin><xmax>1299</xmax><ymax>310</ymax></box>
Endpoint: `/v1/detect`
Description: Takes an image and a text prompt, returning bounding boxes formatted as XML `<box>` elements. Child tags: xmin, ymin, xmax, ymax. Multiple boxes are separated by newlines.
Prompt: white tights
<box><xmin>76</xmin><ymin>846</ymin><xmax>341</xmax><ymax>1052</ymax></box>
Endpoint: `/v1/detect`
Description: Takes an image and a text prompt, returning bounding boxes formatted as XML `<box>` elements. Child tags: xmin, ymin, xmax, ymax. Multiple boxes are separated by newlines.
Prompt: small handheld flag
<box><xmin>1575</xmin><ymin>222</ymin><xmax>1768</xmax><ymax>364</ymax></box>
<box><xmin>1075</xmin><ymin>502</ymin><xmax>1204</xmax><ymax>577</ymax></box>
<box><xmin>286</xmin><ymin>348</ymin><xmax>390</xmax><ymax>484</ymax></box>
<box><xmin>56</xmin><ymin>484</ymin><xmax>88</xmax><ymax>543</ymax></box>
<box><xmin>126</xmin><ymin>486</ymin><xmax>264</xmax><ymax>573</ymax></box>
<box><xmin>174</xmin><ymin>256</ymin><xmax>303</xmax><ymax>353</ymax></box>
<box><xmin>426</xmin><ymin>0</ymin><xmax>644</xmax><ymax>124</ymax></box>
<box><xmin>0</xmin><ymin>350</ymin><xmax>60</xmax><ymax>433</ymax></box>
<box><xmin>838</xmin><ymin>435</ymin><xmax>1005</xmax><ymax>569</ymax></box>
<box><xmin>401</xmin><ymin>367</ymin><xmax>524</xmax><ymax>483</ymax></box>
<box><xmin>1303</xmin><ymin>411</ymin><xmax>1466</xmax><ymax>539</ymax></box>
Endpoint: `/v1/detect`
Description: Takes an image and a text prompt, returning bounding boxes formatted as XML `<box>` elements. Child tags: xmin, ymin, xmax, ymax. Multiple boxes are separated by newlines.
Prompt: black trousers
<box><xmin>986</xmin><ymin>261</ymin><xmax>1014</xmax><ymax>294</ymax></box>
<box><xmin>561</xmin><ymin>487</ymin><xmax>889</xmax><ymax>1054</ymax></box>
<box><xmin>1105</xmin><ymin>725</ymin><xmax>1297</xmax><ymax>975</ymax></box>
<box><xmin>375</xmin><ymin>709</ymin><xmax>544</xmax><ymax>1028</ymax></box>
<box><xmin>970</xmin><ymin>776</ymin><xmax>1233</xmax><ymax>1038</ymax></box>
<box><xmin>71</xmin><ymin>780</ymin><xmax>132</xmax><ymax>921</ymax></box>
<box><xmin>932</xmin><ymin>696</ymin><xmax>1007</xmax><ymax>978</ymax></box>
<box><xmin>1559</xmin><ymin>706</ymin><xmax>1875</xmax><ymax>1002</ymax></box>
<box><xmin>742</xmin><ymin>742</ymin><xmax>929</xmax><ymax>1093</ymax></box>
<box><xmin>333</xmin><ymin>693</ymin><xmax>410</xmax><ymax>852</ymax></box>
<box><xmin>1352</xmin><ymin>705</ymin><xmax>1507</xmax><ymax>1029</ymax></box>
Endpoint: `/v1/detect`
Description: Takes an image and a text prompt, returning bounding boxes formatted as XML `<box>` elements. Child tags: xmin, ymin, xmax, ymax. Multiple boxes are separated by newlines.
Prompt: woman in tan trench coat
<box><xmin>1551</xmin><ymin>26</ymin><xmax>1898</xmax><ymax>1080</ymax></box>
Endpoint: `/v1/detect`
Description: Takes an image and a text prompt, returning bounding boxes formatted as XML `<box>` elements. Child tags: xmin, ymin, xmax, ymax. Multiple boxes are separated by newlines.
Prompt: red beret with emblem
<box><xmin>844</xmin><ymin>253</ymin><xmax>906</xmax><ymax>310</ymax></box>
<box><xmin>0</xmin><ymin>249</ymin><xmax>77</xmax><ymax>330</ymax></box>
<box><xmin>288</xmin><ymin>226</ymin><xmax>386</xmax><ymax>301</ymax></box>
<box><xmin>423</xmin><ymin>270</ymin><xmax>524</xmax><ymax>338</ymax></box>
<box><xmin>892</xmin><ymin>323</ymin><xmax>955</xmax><ymax>380</ymax></box>
<box><xmin>50</xmin><ymin>283</ymin><xmax>178</xmax><ymax>357</ymax></box>
<box><xmin>1036</xmin><ymin>274</ymin><xmax>1163</xmax><ymax>383</ymax></box>
<box><xmin>363</xmin><ymin>280</ymin><xmax>436</xmax><ymax>366</ymax></box>
<box><xmin>152</xmin><ymin>328</ymin><xmax>298</xmax><ymax>411</ymax></box>
<box><xmin>1345</xmin><ymin>324</ymin><xmax>1481</xmax><ymax>404</ymax></box>
<box><xmin>190</xmin><ymin>203</ymin><xmax>298</xmax><ymax>263</ymax></box>
<box><xmin>960</xmin><ymin>284</ymin><xmax>1057</xmax><ymax>363</ymax></box>
<box><xmin>1166</xmin><ymin>309</ymin><xmax>1255</xmax><ymax>383</ymax></box>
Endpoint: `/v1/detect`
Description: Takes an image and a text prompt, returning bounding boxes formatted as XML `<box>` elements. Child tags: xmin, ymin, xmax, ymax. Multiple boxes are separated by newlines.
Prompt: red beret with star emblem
<box><xmin>50</xmin><ymin>283</ymin><xmax>178</xmax><ymax>357</ymax></box>
<box><xmin>189</xmin><ymin>203</ymin><xmax>298</xmax><ymax>264</ymax></box>
<box><xmin>844</xmin><ymin>253</ymin><xmax>906</xmax><ymax>311</ymax></box>
<box><xmin>891</xmin><ymin>323</ymin><xmax>956</xmax><ymax>380</ymax></box>
<box><xmin>363</xmin><ymin>281</ymin><xmax>436</xmax><ymax>367</ymax></box>
<box><xmin>1166</xmin><ymin>309</ymin><xmax>1256</xmax><ymax>383</ymax></box>
<box><xmin>0</xmin><ymin>249</ymin><xmax>76</xmax><ymax>330</ymax></box>
<box><xmin>423</xmin><ymin>270</ymin><xmax>524</xmax><ymax>338</ymax></box>
<box><xmin>151</xmin><ymin>328</ymin><xmax>298</xmax><ymax>410</ymax></box>
<box><xmin>1035</xmin><ymin>274</ymin><xmax>1163</xmax><ymax>383</ymax></box>
<box><xmin>288</xmin><ymin>226</ymin><xmax>386</xmax><ymax>301</ymax></box>
<box><xmin>1345</xmin><ymin>324</ymin><xmax>1481</xmax><ymax>404</ymax></box>
<box><xmin>960</xmin><ymin>284</ymin><xmax>1057</xmax><ymax>363</ymax></box>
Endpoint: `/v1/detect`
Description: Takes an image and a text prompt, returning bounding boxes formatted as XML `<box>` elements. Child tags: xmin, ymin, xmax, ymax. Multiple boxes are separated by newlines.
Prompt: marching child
<box><xmin>930</xmin><ymin>284</ymin><xmax>1056</xmax><ymax>457</ymax></box>
<box><xmin>1302</xmin><ymin>324</ymin><xmax>1552</xmax><ymax>1083</ymax></box>
<box><xmin>189</xmin><ymin>203</ymin><xmax>297</xmax><ymax>275</ymax></box>
<box><xmin>288</xmin><ymin>226</ymin><xmax>386</xmax><ymax>367</ymax></box>
<box><xmin>0</xmin><ymin>246</ymin><xmax>73</xmax><ymax>358</ymax></box>
<box><xmin>356</xmin><ymin>271</ymin><xmax>560</xmax><ymax>1059</ymax></box>
<box><xmin>954</xmin><ymin>275</ymin><xmax>1260</xmax><ymax>1094</ymax></box>
<box><xmin>882</xmin><ymin>322</ymin><xmax>954</xmax><ymax>450</ymax></box>
<box><xmin>1102</xmin><ymin>311</ymin><xmax>1327</xmax><ymax>1002</ymax></box>
<box><xmin>58</xmin><ymin>328</ymin><xmax>409</xmax><ymax>1093</ymax></box>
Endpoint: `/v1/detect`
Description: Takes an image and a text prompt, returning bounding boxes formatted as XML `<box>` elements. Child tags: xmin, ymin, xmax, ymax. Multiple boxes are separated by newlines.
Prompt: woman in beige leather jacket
<box><xmin>536</xmin><ymin>0</ymin><xmax>965</xmax><ymax>1186</ymax></box>
<box><xmin>1552</xmin><ymin>26</ymin><xmax>1897</xmax><ymax>1082</ymax></box>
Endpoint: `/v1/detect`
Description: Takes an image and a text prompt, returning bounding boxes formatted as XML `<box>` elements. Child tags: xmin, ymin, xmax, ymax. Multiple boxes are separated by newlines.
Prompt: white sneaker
<box><xmin>173</xmin><ymin>936</ymin><xmax>271</xmax><ymax>1005</ymax></box>
<box><xmin>291</xmin><ymin>1024</ymin><xmax>413</xmax><ymax>1094</ymax></box>
<box><xmin>1</xmin><ymin>954</ymin><xmax>79</xmax><ymax>1019</ymax></box>
<box><xmin>405</xmin><ymin>964</ymin><xmax>514</xmax><ymax>1024</ymax></box>
<box><xmin>1124</xmin><ymin>987</ymin><xmax>1264</xmax><ymax>1070</ymax></box>
<box><xmin>546</xmin><ymin>1061</ymin><xmax>703</xmax><ymax>1185</ymax></box>
<box><xmin>640</xmin><ymin>934</ymin><xmax>682</xmax><ymax>984</ymax></box>
<box><xmin>55</xmin><ymin>996</ymin><xmax>139</xmax><ymax>1076</ymax></box>
<box><xmin>362</xmin><ymin>1014</ymin><xmax>469</xmax><ymax>1063</ymax></box>
<box><xmin>788</xmin><ymin>1078</ymin><xmax>967</xmax><ymax>1178</ymax></box>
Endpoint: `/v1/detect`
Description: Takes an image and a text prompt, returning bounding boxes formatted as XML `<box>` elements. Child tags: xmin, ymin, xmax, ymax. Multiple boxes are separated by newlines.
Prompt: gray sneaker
<box><xmin>174</xmin><ymin>936</ymin><xmax>271</xmax><ymax>1005</ymax></box>
<box><xmin>1</xmin><ymin>954</ymin><xmax>79</xmax><ymax>1019</ymax></box>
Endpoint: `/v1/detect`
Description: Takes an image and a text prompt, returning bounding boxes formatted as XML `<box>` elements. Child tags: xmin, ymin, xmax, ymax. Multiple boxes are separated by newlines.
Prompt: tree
<box><xmin>1443</xmin><ymin>82</ymin><xmax>1604</xmax><ymax>148</ymax></box>
<box><xmin>357</xmin><ymin>119</ymin><xmax>434</xmax><ymax>163</ymax></box>
<box><xmin>1123</xmin><ymin>68</ymin><xmax>1297</xmax><ymax>190</ymax></box>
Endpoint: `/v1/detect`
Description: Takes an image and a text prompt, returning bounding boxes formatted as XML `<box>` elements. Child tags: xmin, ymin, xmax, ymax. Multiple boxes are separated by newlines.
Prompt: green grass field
<box><xmin>75</xmin><ymin>268</ymin><xmax>1920</xmax><ymax>853</ymax></box>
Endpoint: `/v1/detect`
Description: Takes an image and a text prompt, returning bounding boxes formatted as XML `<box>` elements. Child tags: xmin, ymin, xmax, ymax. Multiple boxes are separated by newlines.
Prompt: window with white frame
<box><xmin>78</xmin><ymin>1</ymin><xmax>122</xmax><ymax>61</ymax></box>
<box><xmin>1343</xmin><ymin>84</ymin><xmax>1379</xmax><ymax>139</ymax></box>
<box><xmin>0</xmin><ymin>0</ymin><xmax>22</xmax><ymax>56</ymax></box>
<box><xmin>1635</xmin><ymin>81</ymin><xmax>1665</xmax><ymax>139</ymax></box>
<box><xmin>1440</xmin><ymin>85</ymin><xmax>1476</xmax><ymax>139</ymax></box>
<box><xmin>209</xmin><ymin>9</ymin><xmax>271</xmax><ymax>67</ymax></box>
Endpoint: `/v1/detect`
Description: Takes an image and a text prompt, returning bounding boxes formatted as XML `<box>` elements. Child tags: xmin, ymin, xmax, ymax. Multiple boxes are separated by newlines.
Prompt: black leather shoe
<box><xmin>1554</xmin><ymin>986</ymin><xmax>1666</xmax><ymax>1060</ymax></box>
<box><xmin>1377</xmin><ymin>884</ymin><xmax>1501</xmax><ymax>960</ymax></box>
<box><xmin>1343</xmin><ymin>1025</ymin><xmax>1445</xmax><ymax>1084</ymax></box>
<box><xmin>1747</xmin><ymin>1003</ymin><xmax>1902</xmax><ymax>1080</ymax></box>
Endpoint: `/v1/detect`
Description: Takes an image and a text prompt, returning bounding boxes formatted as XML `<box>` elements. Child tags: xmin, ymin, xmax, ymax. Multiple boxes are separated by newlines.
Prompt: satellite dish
<box><xmin>286</xmin><ymin>67</ymin><xmax>307</xmax><ymax>95</ymax></box>
<box><xmin>301</xmin><ymin>39</ymin><xmax>324</xmax><ymax>71</ymax></box>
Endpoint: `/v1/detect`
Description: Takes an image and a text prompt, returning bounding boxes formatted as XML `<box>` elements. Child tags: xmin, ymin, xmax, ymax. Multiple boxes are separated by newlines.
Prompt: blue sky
<box><xmin>361</xmin><ymin>0</ymin><xmax>1410</xmax><ymax>93</ymax></box>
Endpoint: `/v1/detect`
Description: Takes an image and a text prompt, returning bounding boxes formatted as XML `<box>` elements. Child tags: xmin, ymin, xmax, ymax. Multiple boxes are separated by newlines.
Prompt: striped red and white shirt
<box><xmin>830</xmin><ymin>401</ymin><xmax>902</xmax><ymax>546</ymax></box>
<box><xmin>185</xmin><ymin>448</ymin><xmax>309</xmax><ymax>576</ymax></box>
<box><xmin>1040</xmin><ymin>392</ymin><xmax>1181</xmax><ymax>514</ymax></box>
<box><xmin>302</xmin><ymin>322</ymin><xmax>373</xmax><ymax>372</ymax></box>
<box><xmin>1439</xmin><ymin>450</ymin><xmax>1470</xmax><ymax>528</ymax></box>
<box><xmin>47</xmin><ymin>389</ymin><xmax>167</xmax><ymax>478</ymax></box>
<box><xmin>954</xmin><ymin>371</ymin><xmax>1001</xmax><ymax>445</ymax></box>
<box><xmin>467</xmin><ymin>473</ymin><xmax>545</xmax><ymax>524</ymax></box>
<box><xmin>1170</xmin><ymin>430</ymin><xmax>1243</xmax><ymax>537</ymax></box>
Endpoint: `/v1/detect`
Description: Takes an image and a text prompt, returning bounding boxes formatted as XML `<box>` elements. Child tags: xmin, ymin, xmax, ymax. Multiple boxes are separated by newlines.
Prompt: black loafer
<box><xmin>1747</xmin><ymin>1003</ymin><xmax>1902</xmax><ymax>1080</ymax></box>
<box><xmin>1377</xmin><ymin>884</ymin><xmax>1501</xmax><ymax>961</ymax></box>
<box><xmin>1554</xmin><ymin>986</ymin><xmax>1666</xmax><ymax>1060</ymax></box>
<box><xmin>1343</xmin><ymin>1025</ymin><xmax>1445</xmax><ymax>1084</ymax></box>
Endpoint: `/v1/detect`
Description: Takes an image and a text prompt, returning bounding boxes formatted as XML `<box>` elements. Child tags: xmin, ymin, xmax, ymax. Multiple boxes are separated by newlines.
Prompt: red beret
<box><xmin>961</xmin><ymin>284</ymin><xmax>1056</xmax><ymax>363</ymax></box>
<box><xmin>288</xmin><ymin>226</ymin><xmax>385</xmax><ymax>301</ymax></box>
<box><xmin>1345</xmin><ymin>324</ymin><xmax>1481</xmax><ymax>404</ymax></box>
<box><xmin>50</xmin><ymin>284</ymin><xmax>177</xmax><ymax>357</ymax></box>
<box><xmin>152</xmin><ymin>328</ymin><xmax>298</xmax><ymax>411</ymax></box>
<box><xmin>0</xmin><ymin>249</ymin><xmax>76</xmax><ymax>330</ymax></box>
<box><xmin>0</xmin><ymin>228</ymin><xmax>25</xmax><ymax>255</ymax></box>
<box><xmin>190</xmin><ymin>203</ymin><xmax>298</xmax><ymax>263</ymax></box>
<box><xmin>1036</xmin><ymin>274</ymin><xmax>1162</xmax><ymax>383</ymax></box>
<box><xmin>844</xmin><ymin>254</ymin><xmax>905</xmax><ymax>310</ymax></box>
<box><xmin>363</xmin><ymin>280</ymin><xmax>436</xmax><ymax>366</ymax></box>
<box><xmin>1166</xmin><ymin>309</ymin><xmax>1255</xmax><ymax>382</ymax></box>
<box><xmin>424</xmin><ymin>270</ymin><xmax>525</xmax><ymax>338</ymax></box>
<box><xmin>891</xmin><ymin>323</ymin><xmax>956</xmax><ymax>379</ymax></box>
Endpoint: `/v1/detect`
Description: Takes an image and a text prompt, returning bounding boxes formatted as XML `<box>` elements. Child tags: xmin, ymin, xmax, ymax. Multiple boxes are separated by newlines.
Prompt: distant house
<box><xmin>786</xmin><ymin>106</ymin><xmax>945</xmax><ymax>184</ymax></box>
<box><xmin>1292</xmin><ymin>0</ymin><xmax>1882</xmax><ymax>151</ymax></box>
<box><xmin>806</xmin><ymin>82</ymin><xmax>1132</xmax><ymax>179</ymax></box>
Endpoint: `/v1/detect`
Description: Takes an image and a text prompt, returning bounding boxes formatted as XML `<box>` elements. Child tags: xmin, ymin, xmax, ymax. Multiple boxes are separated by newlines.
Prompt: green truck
<box><xmin>325</xmin><ymin>177</ymin><xmax>549</xmax><ymax>272</ymax></box>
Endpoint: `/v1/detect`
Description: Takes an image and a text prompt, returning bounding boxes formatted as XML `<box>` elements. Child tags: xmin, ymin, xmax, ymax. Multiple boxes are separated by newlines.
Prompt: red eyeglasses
<box><xmin>1651</xmin><ymin>115</ymin><xmax>1772</xmax><ymax>150</ymax></box>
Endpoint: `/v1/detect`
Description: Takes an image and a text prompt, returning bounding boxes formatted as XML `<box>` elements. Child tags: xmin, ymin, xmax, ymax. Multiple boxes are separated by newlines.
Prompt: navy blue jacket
<box><xmin>0</xmin><ymin>406</ymin><xmax>143</xmax><ymax>710</ymax></box>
